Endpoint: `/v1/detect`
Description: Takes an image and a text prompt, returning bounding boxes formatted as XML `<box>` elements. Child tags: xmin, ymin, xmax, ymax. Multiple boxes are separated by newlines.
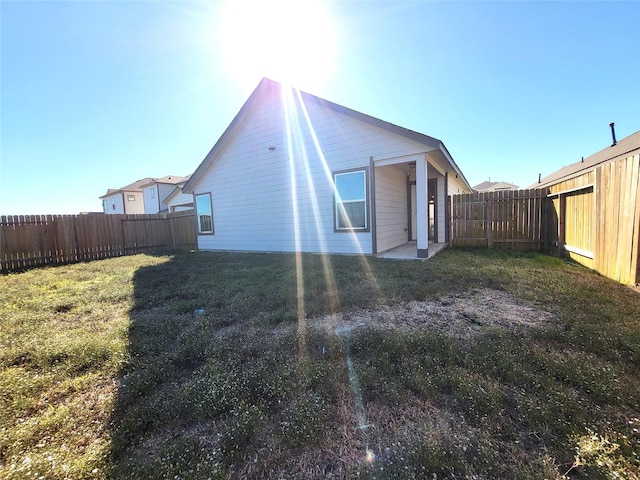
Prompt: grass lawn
<box><xmin>1</xmin><ymin>249</ymin><xmax>639</xmax><ymax>479</ymax></box>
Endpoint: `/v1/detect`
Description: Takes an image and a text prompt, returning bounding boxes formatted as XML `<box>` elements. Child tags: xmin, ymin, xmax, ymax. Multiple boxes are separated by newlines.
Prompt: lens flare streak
<box><xmin>336</xmin><ymin>325</ymin><xmax>374</xmax><ymax>464</ymax></box>
<box><xmin>282</xmin><ymin>85</ymin><xmax>380</xmax><ymax>463</ymax></box>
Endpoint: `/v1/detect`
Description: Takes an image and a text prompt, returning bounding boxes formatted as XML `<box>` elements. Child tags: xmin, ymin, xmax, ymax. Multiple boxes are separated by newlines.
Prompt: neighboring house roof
<box><xmin>473</xmin><ymin>180</ymin><xmax>519</xmax><ymax>192</ymax></box>
<box><xmin>530</xmin><ymin>130</ymin><xmax>640</xmax><ymax>189</ymax></box>
<box><xmin>100</xmin><ymin>178</ymin><xmax>154</xmax><ymax>198</ymax></box>
<box><xmin>163</xmin><ymin>175</ymin><xmax>194</xmax><ymax>205</ymax></box>
<box><xmin>183</xmin><ymin>78</ymin><xmax>472</xmax><ymax>194</ymax></box>
<box><xmin>139</xmin><ymin>175</ymin><xmax>188</xmax><ymax>189</ymax></box>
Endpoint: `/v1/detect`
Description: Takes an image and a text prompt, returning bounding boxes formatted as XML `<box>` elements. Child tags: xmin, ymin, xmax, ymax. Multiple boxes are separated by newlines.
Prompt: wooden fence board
<box><xmin>630</xmin><ymin>156</ymin><xmax>640</xmax><ymax>285</ymax></box>
<box><xmin>1</xmin><ymin>211</ymin><xmax>196</xmax><ymax>272</ymax></box>
<box><xmin>451</xmin><ymin>189</ymin><xmax>547</xmax><ymax>250</ymax></box>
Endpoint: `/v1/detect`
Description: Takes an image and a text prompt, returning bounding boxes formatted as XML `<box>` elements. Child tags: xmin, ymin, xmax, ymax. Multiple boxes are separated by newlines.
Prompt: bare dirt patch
<box><xmin>310</xmin><ymin>288</ymin><xmax>557</xmax><ymax>338</ymax></box>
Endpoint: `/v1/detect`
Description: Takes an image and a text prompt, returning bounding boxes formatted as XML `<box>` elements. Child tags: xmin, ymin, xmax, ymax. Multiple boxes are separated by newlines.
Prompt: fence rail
<box><xmin>1</xmin><ymin>211</ymin><xmax>196</xmax><ymax>272</ymax></box>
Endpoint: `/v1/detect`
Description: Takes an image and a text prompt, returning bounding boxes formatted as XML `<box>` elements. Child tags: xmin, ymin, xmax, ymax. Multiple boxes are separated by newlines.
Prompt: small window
<box><xmin>151</xmin><ymin>187</ymin><xmax>156</xmax><ymax>198</ymax></box>
<box><xmin>127</xmin><ymin>195</ymin><xmax>135</xmax><ymax>202</ymax></box>
<box><xmin>195</xmin><ymin>193</ymin><xmax>213</xmax><ymax>234</ymax></box>
<box><xmin>334</xmin><ymin>169</ymin><xmax>368</xmax><ymax>231</ymax></box>
<box><xmin>111</xmin><ymin>198</ymin><xmax>116</xmax><ymax>210</ymax></box>
<box><xmin>103</xmin><ymin>200</ymin><xmax>108</xmax><ymax>211</ymax></box>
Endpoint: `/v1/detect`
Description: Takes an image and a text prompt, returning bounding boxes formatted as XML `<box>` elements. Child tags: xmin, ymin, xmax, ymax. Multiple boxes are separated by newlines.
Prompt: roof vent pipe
<box><xmin>538</xmin><ymin>173</ymin><xmax>541</xmax><ymax>183</ymax></box>
<box><xmin>610</xmin><ymin>122</ymin><xmax>617</xmax><ymax>146</ymax></box>
<box><xmin>581</xmin><ymin>156</ymin><xmax>584</xmax><ymax>163</ymax></box>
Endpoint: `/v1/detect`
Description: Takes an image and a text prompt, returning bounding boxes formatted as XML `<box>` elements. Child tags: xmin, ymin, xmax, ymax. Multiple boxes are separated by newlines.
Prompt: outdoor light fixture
<box><xmin>268</xmin><ymin>146</ymin><xmax>276</xmax><ymax>151</ymax></box>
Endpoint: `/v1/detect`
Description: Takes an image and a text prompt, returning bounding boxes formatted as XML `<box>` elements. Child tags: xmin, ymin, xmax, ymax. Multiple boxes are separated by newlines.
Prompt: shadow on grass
<box><xmin>107</xmin><ymin>251</ymin><xmax>386</xmax><ymax>478</ymax></box>
<box><xmin>105</xmin><ymin>250</ymin><xmax>640</xmax><ymax>479</ymax></box>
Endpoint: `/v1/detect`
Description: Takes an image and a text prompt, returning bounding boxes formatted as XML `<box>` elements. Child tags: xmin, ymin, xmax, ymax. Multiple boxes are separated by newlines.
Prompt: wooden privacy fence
<box><xmin>1</xmin><ymin>211</ymin><xmax>197</xmax><ymax>272</ymax></box>
<box><xmin>451</xmin><ymin>189</ymin><xmax>547</xmax><ymax>251</ymax></box>
<box><xmin>546</xmin><ymin>153</ymin><xmax>640</xmax><ymax>286</ymax></box>
<box><xmin>451</xmin><ymin>154</ymin><xmax>640</xmax><ymax>285</ymax></box>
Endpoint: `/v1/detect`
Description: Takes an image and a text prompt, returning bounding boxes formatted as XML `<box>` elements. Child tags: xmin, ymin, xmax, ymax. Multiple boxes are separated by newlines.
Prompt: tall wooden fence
<box><xmin>546</xmin><ymin>153</ymin><xmax>639</xmax><ymax>286</ymax></box>
<box><xmin>451</xmin><ymin>154</ymin><xmax>640</xmax><ymax>286</ymax></box>
<box><xmin>1</xmin><ymin>211</ymin><xmax>196</xmax><ymax>272</ymax></box>
<box><xmin>451</xmin><ymin>189</ymin><xmax>547</xmax><ymax>251</ymax></box>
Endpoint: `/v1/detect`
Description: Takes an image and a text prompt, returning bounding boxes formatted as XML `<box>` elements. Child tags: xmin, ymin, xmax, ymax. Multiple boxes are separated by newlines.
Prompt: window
<box><xmin>334</xmin><ymin>169</ymin><xmax>368</xmax><ymax>231</ymax></box>
<box><xmin>111</xmin><ymin>198</ymin><xmax>116</xmax><ymax>210</ymax></box>
<box><xmin>103</xmin><ymin>200</ymin><xmax>108</xmax><ymax>211</ymax></box>
<box><xmin>150</xmin><ymin>187</ymin><xmax>156</xmax><ymax>198</ymax></box>
<box><xmin>195</xmin><ymin>193</ymin><xmax>213</xmax><ymax>234</ymax></box>
<box><xmin>127</xmin><ymin>195</ymin><xmax>135</xmax><ymax>202</ymax></box>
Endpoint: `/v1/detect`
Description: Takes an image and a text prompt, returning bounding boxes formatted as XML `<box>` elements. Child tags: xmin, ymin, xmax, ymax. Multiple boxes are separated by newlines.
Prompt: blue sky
<box><xmin>1</xmin><ymin>0</ymin><xmax>639</xmax><ymax>215</ymax></box>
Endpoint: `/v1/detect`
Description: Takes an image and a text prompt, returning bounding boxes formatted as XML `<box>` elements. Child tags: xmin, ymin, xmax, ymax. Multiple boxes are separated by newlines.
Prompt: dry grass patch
<box><xmin>309</xmin><ymin>288</ymin><xmax>557</xmax><ymax>337</ymax></box>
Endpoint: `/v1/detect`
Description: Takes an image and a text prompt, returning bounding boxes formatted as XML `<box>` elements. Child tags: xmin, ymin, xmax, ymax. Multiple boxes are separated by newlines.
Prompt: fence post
<box><xmin>558</xmin><ymin>193</ymin><xmax>565</xmax><ymax>258</ymax></box>
<box><xmin>169</xmin><ymin>214</ymin><xmax>176</xmax><ymax>250</ymax></box>
<box><xmin>487</xmin><ymin>197</ymin><xmax>493</xmax><ymax>248</ymax></box>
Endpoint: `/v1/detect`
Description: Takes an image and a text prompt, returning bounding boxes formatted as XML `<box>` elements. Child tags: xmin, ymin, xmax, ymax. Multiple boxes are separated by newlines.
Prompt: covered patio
<box><xmin>376</xmin><ymin>241</ymin><xmax>449</xmax><ymax>260</ymax></box>
<box><xmin>372</xmin><ymin>150</ymin><xmax>452</xmax><ymax>259</ymax></box>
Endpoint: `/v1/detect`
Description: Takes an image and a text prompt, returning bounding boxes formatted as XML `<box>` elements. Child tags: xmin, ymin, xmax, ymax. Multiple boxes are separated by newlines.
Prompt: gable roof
<box><xmin>183</xmin><ymin>78</ymin><xmax>471</xmax><ymax>193</ymax></box>
<box><xmin>473</xmin><ymin>180</ymin><xmax>519</xmax><ymax>192</ymax></box>
<box><xmin>163</xmin><ymin>174</ymin><xmax>193</xmax><ymax>205</ymax></box>
<box><xmin>139</xmin><ymin>175</ymin><xmax>188</xmax><ymax>189</ymax></box>
<box><xmin>530</xmin><ymin>130</ymin><xmax>640</xmax><ymax>189</ymax></box>
<box><xmin>100</xmin><ymin>178</ymin><xmax>154</xmax><ymax>198</ymax></box>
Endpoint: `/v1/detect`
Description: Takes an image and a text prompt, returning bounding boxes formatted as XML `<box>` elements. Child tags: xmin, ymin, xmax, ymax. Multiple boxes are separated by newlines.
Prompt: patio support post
<box><xmin>416</xmin><ymin>156</ymin><xmax>429</xmax><ymax>258</ymax></box>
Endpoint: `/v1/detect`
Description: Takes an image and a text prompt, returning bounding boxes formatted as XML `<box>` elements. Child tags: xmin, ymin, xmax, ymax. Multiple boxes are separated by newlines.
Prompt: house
<box><xmin>182</xmin><ymin>78</ymin><xmax>472</xmax><ymax>258</ymax></box>
<box><xmin>100</xmin><ymin>178</ymin><xmax>152</xmax><ymax>214</ymax></box>
<box><xmin>473</xmin><ymin>180</ymin><xmax>519</xmax><ymax>192</ymax></box>
<box><xmin>140</xmin><ymin>175</ymin><xmax>189</xmax><ymax>214</ymax></box>
<box><xmin>162</xmin><ymin>175</ymin><xmax>194</xmax><ymax>212</ymax></box>
<box><xmin>530</xmin><ymin>129</ymin><xmax>640</xmax><ymax>190</ymax></box>
<box><xmin>530</xmin><ymin>128</ymin><xmax>640</xmax><ymax>285</ymax></box>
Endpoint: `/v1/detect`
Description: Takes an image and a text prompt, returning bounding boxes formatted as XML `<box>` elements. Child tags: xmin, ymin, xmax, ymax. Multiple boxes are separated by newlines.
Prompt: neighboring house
<box><xmin>183</xmin><ymin>78</ymin><xmax>472</xmax><ymax>258</ymax></box>
<box><xmin>100</xmin><ymin>178</ymin><xmax>152</xmax><ymax>214</ymax></box>
<box><xmin>163</xmin><ymin>175</ymin><xmax>194</xmax><ymax>212</ymax></box>
<box><xmin>529</xmin><ymin>128</ymin><xmax>640</xmax><ymax>285</ymax></box>
<box><xmin>529</xmin><ymin>129</ymin><xmax>640</xmax><ymax>190</ymax></box>
<box><xmin>473</xmin><ymin>180</ymin><xmax>519</xmax><ymax>192</ymax></box>
<box><xmin>140</xmin><ymin>175</ymin><xmax>189</xmax><ymax>214</ymax></box>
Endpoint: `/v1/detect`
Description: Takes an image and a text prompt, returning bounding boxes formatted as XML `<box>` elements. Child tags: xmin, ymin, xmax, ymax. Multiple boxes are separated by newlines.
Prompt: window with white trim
<box><xmin>195</xmin><ymin>193</ymin><xmax>213</xmax><ymax>234</ymax></box>
<box><xmin>334</xmin><ymin>169</ymin><xmax>368</xmax><ymax>231</ymax></box>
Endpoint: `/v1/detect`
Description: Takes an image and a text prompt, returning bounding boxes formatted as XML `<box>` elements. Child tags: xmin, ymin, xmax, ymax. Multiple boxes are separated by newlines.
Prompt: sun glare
<box><xmin>215</xmin><ymin>0</ymin><xmax>336</xmax><ymax>91</ymax></box>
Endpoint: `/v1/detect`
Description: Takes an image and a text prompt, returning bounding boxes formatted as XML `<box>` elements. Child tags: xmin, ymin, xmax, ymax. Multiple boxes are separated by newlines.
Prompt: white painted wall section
<box><xmin>375</xmin><ymin>165</ymin><xmax>408</xmax><ymax>253</ymax></box>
